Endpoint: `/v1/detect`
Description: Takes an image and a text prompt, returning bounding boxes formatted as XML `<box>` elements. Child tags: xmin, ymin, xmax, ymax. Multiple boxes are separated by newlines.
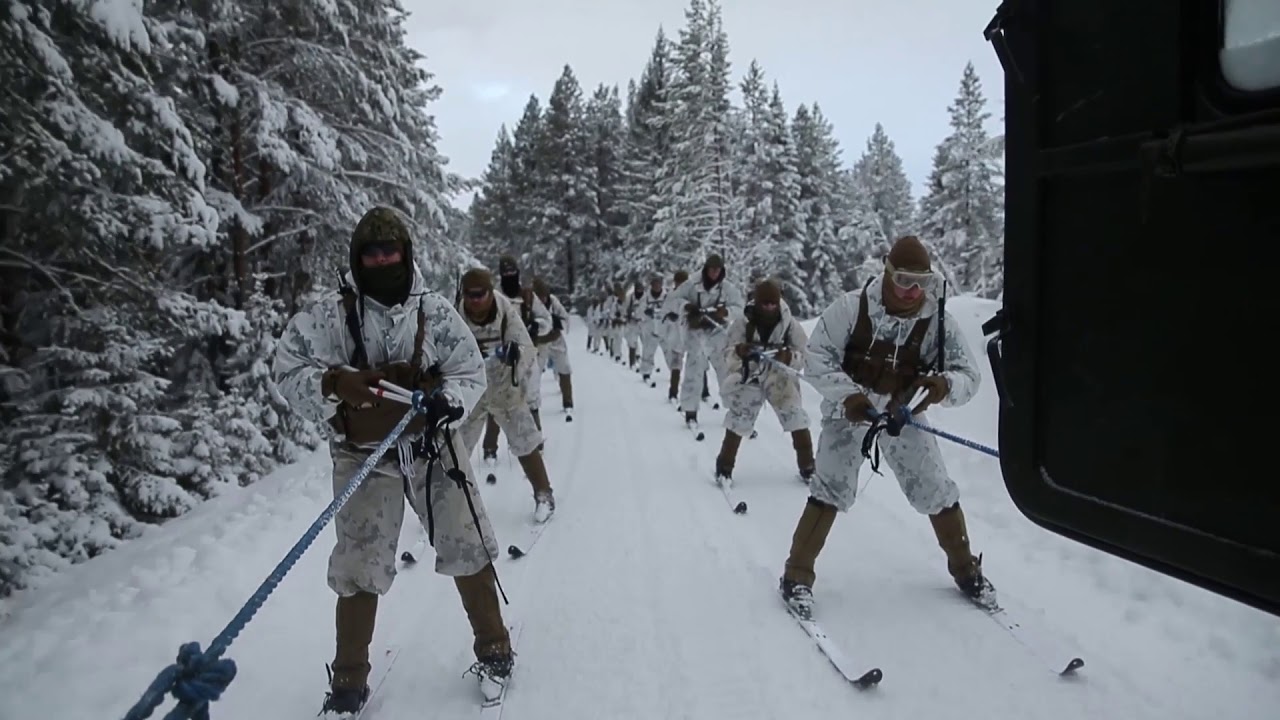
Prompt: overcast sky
<box><xmin>404</xmin><ymin>0</ymin><xmax>1006</xmax><ymax>208</ymax></box>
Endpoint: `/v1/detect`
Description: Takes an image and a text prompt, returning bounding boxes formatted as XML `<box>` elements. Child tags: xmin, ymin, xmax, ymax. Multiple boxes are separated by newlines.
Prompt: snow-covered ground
<box><xmin>2</xmin><ymin>298</ymin><xmax>1277</xmax><ymax>720</ymax></box>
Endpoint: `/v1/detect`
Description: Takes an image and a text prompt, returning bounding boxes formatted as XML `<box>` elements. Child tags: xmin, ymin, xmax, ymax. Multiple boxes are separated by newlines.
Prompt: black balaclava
<box><xmin>498</xmin><ymin>255</ymin><xmax>521</xmax><ymax>298</ymax></box>
<box><xmin>350</xmin><ymin>207</ymin><xmax>413</xmax><ymax>307</ymax></box>
<box><xmin>702</xmin><ymin>253</ymin><xmax>725</xmax><ymax>290</ymax></box>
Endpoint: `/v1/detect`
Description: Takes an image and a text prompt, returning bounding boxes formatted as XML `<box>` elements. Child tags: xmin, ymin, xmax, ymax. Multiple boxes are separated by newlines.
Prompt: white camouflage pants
<box><xmin>461</xmin><ymin>392</ymin><xmax>544</xmax><ymax>457</ymax></box>
<box><xmin>638</xmin><ymin>325</ymin><xmax>663</xmax><ymax>375</ymax></box>
<box><xmin>808</xmin><ymin>415</ymin><xmax>960</xmax><ymax>515</ymax></box>
<box><xmin>327</xmin><ymin>440</ymin><xmax>499</xmax><ymax>596</ymax></box>
<box><xmin>537</xmin><ymin>337</ymin><xmax>572</xmax><ymax>376</ymax></box>
<box><xmin>623</xmin><ymin>322</ymin><xmax>641</xmax><ymax>355</ymax></box>
<box><xmin>679</xmin><ymin>328</ymin><xmax>728</xmax><ymax>413</ymax></box>
<box><xmin>722</xmin><ymin>370</ymin><xmax>810</xmax><ymax>437</ymax></box>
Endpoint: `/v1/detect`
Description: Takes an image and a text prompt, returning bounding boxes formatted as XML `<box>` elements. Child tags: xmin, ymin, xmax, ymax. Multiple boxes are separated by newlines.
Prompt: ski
<box><xmin>959</xmin><ymin>585</ymin><xmax>1085</xmax><ymax>677</ymax></box>
<box><xmin>782</xmin><ymin>601</ymin><xmax>883</xmax><ymax>690</ymax></box>
<box><xmin>506</xmin><ymin>515</ymin><xmax>555</xmax><ymax>559</ymax></box>
<box><xmin>684</xmin><ymin>420</ymin><xmax>705</xmax><ymax>442</ymax></box>
<box><xmin>342</xmin><ymin>644</ymin><xmax>403</xmax><ymax>719</ymax></box>
<box><xmin>714</xmin><ymin>476</ymin><xmax>747</xmax><ymax>514</ymax></box>
<box><xmin>400</xmin><ymin>535</ymin><xmax>430</xmax><ymax>565</ymax></box>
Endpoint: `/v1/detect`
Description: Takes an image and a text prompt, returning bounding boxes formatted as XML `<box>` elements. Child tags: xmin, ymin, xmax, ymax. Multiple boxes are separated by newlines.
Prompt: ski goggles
<box><xmin>885</xmin><ymin>261</ymin><xmax>939</xmax><ymax>291</ymax></box>
<box><xmin>463</xmin><ymin>288</ymin><xmax>491</xmax><ymax>301</ymax></box>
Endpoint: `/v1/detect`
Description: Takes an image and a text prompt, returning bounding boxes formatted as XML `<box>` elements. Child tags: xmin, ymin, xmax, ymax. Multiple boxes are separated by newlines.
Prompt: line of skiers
<box><xmin>582</xmin><ymin>240</ymin><xmax>992</xmax><ymax>624</ymax></box>
<box><xmin>271</xmin><ymin>206</ymin><xmax>990</xmax><ymax>717</ymax></box>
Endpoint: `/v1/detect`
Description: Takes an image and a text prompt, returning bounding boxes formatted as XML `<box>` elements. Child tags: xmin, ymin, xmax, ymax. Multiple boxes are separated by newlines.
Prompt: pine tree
<box><xmin>582</xmin><ymin>84</ymin><xmax>629</xmax><ymax>286</ymax></box>
<box><xmin>852</xmin><ymin>123</ymin><xmax>915</xmax><ymax>244</ymax></box>
<box><xmin>470</xmin><ymin>126</ymin><xmax>519</xmax><ymax>263</ymax></box>
<box><xmin>918</xmin><ymin>62</ymin><xmax>1002</xmax><ymax>296</ymax></box>
<box><xmin>621</xmin><ymin>30</ymin><xmax>678</xmax><ymax>273</ymax></box>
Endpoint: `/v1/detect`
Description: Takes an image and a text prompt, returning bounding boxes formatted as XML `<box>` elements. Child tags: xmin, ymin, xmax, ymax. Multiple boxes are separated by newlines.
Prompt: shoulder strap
<box><xmin>338</xmin><ymin>282</ymin><xmax>369</xmax><ymax>369</ymax></box>
<box><xmin>904</xmin><ymin>317</ymin><xmax>932</xmax><ymax>358</ymax></box>
<box><xmin>851</xmin><ymin>281</ymin><xmax>874</xmax><ymax>350</ymax></box>
<box><xmin>410</xmin><ymin>299</ymin><xmax>427</xmax><ymax>370</ymax></box>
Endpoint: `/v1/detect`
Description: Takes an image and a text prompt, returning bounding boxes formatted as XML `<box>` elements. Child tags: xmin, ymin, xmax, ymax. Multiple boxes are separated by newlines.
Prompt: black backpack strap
<box><xmin>337</xmin><ymin>270</ymin><xmax>369</xmax><ymax>369</ymax></box>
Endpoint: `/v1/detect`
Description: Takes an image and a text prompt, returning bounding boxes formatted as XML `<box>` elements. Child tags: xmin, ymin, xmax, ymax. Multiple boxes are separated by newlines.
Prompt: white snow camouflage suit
<box><xmin>720</xmin><ymin>299</ymin><xmax>810</xmax><ymax>437</ymax></box>
<box><xmin>535</xmin><ymin>291</ymin><xmax>573</xmax><ymax>377</ymax></box>
<box><xmin>273</xmin><ymin>270</ymin><xmax>500</xmax><ymax>593</ymax></box>
<box><xmin>505</xmin><ymin>289</ymin><xmax>552</xmax><ymax>411</ymax></box>
<box><xmin>637</xmin><ymin>286</ymin><xmax>668</xmax><ymax>377</ymax></box>
<box><xmin>804</xmin><ymin>274</ymin><xmax>981</xmax><ymax>515</ymax></box>
<box><xmin>458</xmin><ymin>291</ymin><xmax>545</xmax><ymax>458</ymax></box>
<box><xmin>662</xmin><ymin>266</ymin><xmax>746</xmax><ymax>413</ymax></box>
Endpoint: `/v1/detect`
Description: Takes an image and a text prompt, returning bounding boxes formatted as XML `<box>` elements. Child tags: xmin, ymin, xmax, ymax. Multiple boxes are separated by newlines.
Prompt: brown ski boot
<box><xmin>517</xmin><ymin>451</ymin><xmax>555</xmax><ymax>523</ymax></box>
<box><xmin>929</xmin><ymin>502</ymin><xmax>996</xmax><ymax>608</ymax></box>
<box><xmin>715</xmin><ymin>430</ymin><xmax>743</xmax><ymax>487</ymax></box>
<box><xmin>792</xmin><ymin>428</ymin><xmax>816</xmax><ymax>483</ymax></box>
<box><xmin>780</xmin><ymin>497</ymin><xmax>838</xmax><ymax>620</ymax></box>
<box><xmin>322</xmin><ymin>591</ymin><xmax>377</xmax><ymax>714</ymax></box>
<box><xmin>558</xmin><ymin>373</ymin><xmax>574</xmax><ymax>414</ymax></box>
<box><xmin>482</xmin><ymin>414</ymin><xmax>500</xmax><ymax>464</ymax></box>
<box><xmin>456</xmin><ymin>564</ymin><xmax>513</xmax><ymax>704</ymax></box>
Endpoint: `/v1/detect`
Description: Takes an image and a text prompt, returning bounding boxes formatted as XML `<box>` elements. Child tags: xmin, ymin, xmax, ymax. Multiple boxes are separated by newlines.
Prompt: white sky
<box><xmin>403</xmin><ymin>0</ymin><xmax>1006</xmax><ymax>208</ymax></box>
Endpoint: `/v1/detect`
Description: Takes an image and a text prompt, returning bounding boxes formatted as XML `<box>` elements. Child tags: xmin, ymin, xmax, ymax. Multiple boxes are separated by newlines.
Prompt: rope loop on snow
<box><xmin>121</xmin><ymin>390</ymin><xmax>428</xmax><ymax>720</ymax></box>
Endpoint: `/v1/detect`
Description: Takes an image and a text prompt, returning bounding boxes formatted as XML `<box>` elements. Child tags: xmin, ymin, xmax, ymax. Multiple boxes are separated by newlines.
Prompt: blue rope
<box><xmin>872</xmin><ymin>404</ymin><xmax>1001</xmax><ymax>458</ymax></box>
<box><xmin>906</xmin><ymin>416</ymin><xmax>1000</xmax><ymax>458</ymax></box>
<box><xmin>121</xmin><ymin>392</ymin><xmax>425</xmax><ymax>720</ymax></box>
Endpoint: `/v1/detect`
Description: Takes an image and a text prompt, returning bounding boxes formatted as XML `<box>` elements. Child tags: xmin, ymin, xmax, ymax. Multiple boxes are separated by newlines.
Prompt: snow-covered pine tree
<box><xmin>792</xmin><ymin>104</ymin><xmax>855</xmax><ymax>309</ymax></box>
<box><xmin>534</xmin><ymin>66</ymin><xmax>594</xmax><ymax>292</ymax></box>
<box><xmin>620</xmin><ymin>30</ymin><xmax>678</xmax><ymax>275</ymax></box>
<box><xmin>471</xmin><ymin>127</ymin><xmax>520</xmax><ymax>265</ymax></box>
<box><xmin>760</xmin><ymin>86</ymin><xmax>809</xmax><ymax>315</ymax></box>
<box><xmin>852</xmin><ymin>122</ymin><xmax>915</xmax><ymax>245</ymax></box>
<box><xmin>581</xmin><ymin>84</ymin><xmax>629</xmax><ymax>287</ymax></box>
<box><xmin>917</xmin><ymin>62</ymin><xmax>1002</xmax><ymax>296</ymax></box>
<box><xmin>505</xmin><ymin>95</ymin><xmax>547</xmax><ymax>263</ymax></box>
<box><xmin>658</xmin><ymin>0</ymin><xmax>737</xmax><ymax>266</ymax></box>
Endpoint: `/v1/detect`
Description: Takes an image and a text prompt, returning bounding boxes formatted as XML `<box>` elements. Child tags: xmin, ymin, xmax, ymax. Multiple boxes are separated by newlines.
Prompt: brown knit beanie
<box><xmin>887</xmin><ymin>235</ymin><xmax>931</xmax><ymax>272</ymax></box>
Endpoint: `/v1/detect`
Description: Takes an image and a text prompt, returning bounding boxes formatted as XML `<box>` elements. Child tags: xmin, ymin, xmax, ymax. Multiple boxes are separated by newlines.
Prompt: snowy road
<box><xmin>2</xmin><ymin>299</ymin><xmax>1277</xmax><ymax>720</ymax></box>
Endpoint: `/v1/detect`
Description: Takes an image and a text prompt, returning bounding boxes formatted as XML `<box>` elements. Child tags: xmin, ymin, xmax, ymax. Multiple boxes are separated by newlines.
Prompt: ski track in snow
<box><xmin>1</xmin><ymin>306</ymin><xmax>1278</xmax><ymax>720</ymax></box>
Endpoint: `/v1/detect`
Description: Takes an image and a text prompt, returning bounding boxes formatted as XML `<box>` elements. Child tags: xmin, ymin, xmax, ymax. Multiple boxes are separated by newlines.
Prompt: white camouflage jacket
<box><xmin>723</xmin><ymin>298</ymin><xmax>807</xmax><ymax>390</ymax></box>
<box><xmin>457</xmin><ymin>291</ymin><xmax>537</xmax><ymax>409</ymax></box>
<box><xmin>661</xmin><ymin>276</ymin><xmax>747</xmax><ymax>334</ymax></box>
<box><xmin>804</xmin><ymin>275</ymin><xmax>980</xmax><ymax>420</ymax></box>
<box><xmin>273</xmin><ymin>269</ymin><xmax>487</xmax><ymax>437</ymax></box>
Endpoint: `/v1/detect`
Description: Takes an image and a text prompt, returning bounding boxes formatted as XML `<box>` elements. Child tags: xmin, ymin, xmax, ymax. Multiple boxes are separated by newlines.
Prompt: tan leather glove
<box><xmin>842</xmin><ymin>393</ymin><xmax>874</xmax><ymax>423</ymax></box>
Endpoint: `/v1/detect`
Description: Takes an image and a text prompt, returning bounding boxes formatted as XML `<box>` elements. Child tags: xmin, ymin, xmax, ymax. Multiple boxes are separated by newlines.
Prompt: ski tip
<box><xmin>508</xmin><ymin>545</ymin><xmax>525</xmax><ymax>558</ymax></box>
<box><xmin>855</xmin><ymin>667</ymin><xmax>884</xmax><ymax>689</ymax></box>
<box><xmin>734</xmin><ymin>501</ymin><xmax>748</xmax><ymax>514</ymax></box>
<box><xmin>486</xmin><ymin>473</ymin><xmax>498</xmax><ymax>485</ymax></box>
<box><xmin>1061</xmin><ymin>657</ymin><xmax>1085</xmax><ymax>675</ymax></box>
<box><xmin>400</xmin><ymin>551</ymin><xmax>416</xmax><ymax>564</ymax></box>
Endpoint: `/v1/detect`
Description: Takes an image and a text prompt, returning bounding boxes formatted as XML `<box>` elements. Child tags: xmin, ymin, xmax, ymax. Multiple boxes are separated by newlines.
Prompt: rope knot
<box><xmin>171</xmin><ymin>642</ymin><xmax>237</xmax><ymax>714</ymax></box>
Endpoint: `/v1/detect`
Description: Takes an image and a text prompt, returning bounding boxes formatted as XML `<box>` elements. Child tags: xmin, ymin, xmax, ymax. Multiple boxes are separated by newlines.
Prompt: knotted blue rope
<box><xmin>122</xmin><ymin>392</ymin><xmax>426</xmax><ymax>720</ymax></box>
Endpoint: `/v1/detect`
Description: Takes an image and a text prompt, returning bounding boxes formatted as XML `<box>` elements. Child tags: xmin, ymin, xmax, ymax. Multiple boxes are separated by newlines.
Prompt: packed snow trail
<box><xmin>1</xmin><ymin>308</ymin><xmax>1277</xmax><ymax>720</ymax></box>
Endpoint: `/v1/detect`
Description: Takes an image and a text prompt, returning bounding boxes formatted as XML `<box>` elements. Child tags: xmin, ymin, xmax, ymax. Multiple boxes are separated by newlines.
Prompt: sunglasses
<box><xmin>360</xmin><ymin>241</ymin><xmax>401</xmax><ymax>258</ymax></box>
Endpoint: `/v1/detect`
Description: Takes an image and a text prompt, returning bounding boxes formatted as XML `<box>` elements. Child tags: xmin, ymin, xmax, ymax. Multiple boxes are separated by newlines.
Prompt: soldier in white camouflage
<box><xmin>530</xmin><ymin>277</ymin><xmax>574</xmax><ymax>415</ymax></box>
<box><xmin>778</xmin><ymin>235</ymin><xmax>990</xmax><ymax>622</ymax></box>
<box><xmin>481</xmin><ymin>255</ymin><xmax>553</xmax><ymax>458</ymax></box>
<box><xmin>717</xmin><ymin>279</ymin><xmax>815</xmax><ymax>486</ymax></box>
<box><xmin>272</xmin><ymin>207</ymin><xmax>513</xmax><ymax>714</ymax></box>
<box><xmin>661</xmin><ymin>254</ymin><xmax>746</xmax><ymax>429</ymax></box>
<box><xmin>456</xmin><ymin>268</ymin><xmax>556</xmax><ymax>524</ymax></box>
